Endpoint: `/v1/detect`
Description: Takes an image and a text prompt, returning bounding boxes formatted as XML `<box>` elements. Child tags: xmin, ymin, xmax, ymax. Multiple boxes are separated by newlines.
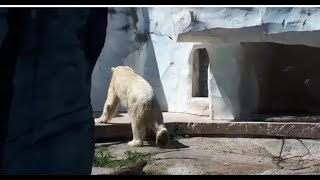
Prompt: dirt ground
<box><xmin>92</xmin><ymin>137</ymin><xmax>320</xmax><ymax>175</ymax></box>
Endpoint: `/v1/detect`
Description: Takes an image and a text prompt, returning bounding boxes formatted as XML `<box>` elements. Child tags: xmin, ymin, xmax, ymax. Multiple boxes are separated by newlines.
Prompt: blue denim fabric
<box><xmin>0</xmin><ymin>8</ymin><xmax>108</xmax><ymax>175</ymax></box>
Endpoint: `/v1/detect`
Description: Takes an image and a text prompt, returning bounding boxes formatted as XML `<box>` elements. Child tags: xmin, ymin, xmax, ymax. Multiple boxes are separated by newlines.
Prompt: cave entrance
<box><xmin>242</xmin><ymin>42</ymin><xmax>320</xmax><ymax>122</ymax></box>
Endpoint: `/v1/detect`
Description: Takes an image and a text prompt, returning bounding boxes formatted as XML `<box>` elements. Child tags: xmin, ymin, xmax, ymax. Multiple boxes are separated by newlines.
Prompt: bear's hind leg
<box><xmin>128</xmin><ymin>120</ymin><xmax>145</xmax><ymax>147</ymax></box>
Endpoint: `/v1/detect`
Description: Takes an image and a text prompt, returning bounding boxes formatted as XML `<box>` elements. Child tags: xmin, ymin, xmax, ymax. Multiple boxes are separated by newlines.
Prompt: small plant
<box><xmin>124</xmin><ymin>150</ymin><xmax>153</xmax><ymax>166</ymax></box>
<box><xmin>93</xmin><ymin>147</ymin><xmax>116</xmax><ymax>167</ymax></box>
<box><xmin>93</xmin><ymin>147</ymin><xmax>153</xmax><ymax>169</ymax></box>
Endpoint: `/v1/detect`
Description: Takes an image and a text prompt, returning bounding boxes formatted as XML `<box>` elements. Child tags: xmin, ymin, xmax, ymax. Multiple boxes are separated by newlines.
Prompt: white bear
<box><xmin>96</xmin><ymin>66</ymin><xmax>169</xmax><ymax>147</ymax></box>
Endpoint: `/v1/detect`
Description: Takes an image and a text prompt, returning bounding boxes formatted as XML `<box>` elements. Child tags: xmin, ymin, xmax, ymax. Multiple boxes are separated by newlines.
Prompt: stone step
<box><xmin>95</xmin><ymin>113</ymin><xmax>320</xmax><ymax>140</ymax></box>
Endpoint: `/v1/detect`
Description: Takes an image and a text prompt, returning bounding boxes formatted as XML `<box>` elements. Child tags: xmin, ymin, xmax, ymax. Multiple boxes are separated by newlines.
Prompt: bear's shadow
<box><xmin>145</xmin><ymin>138</ymin><xmax>189</xmax><ymax>149</ymax></box>
<box><xmin>143</xmin><ymin>129</ymin><xmax>189</xmax><ymax>149</ymax></box>
<box><xmin>96</xmin><ymin>139</ymin><xmax>189</xmax><ymax>150</ymax></box>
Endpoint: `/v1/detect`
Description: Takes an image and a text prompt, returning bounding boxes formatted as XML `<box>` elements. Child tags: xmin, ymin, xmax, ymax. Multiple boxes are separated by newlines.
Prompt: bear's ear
<box><xmin>111</xmin><ymin>67</ymin><xmax>115</xmax><ymax>72</ymax></box>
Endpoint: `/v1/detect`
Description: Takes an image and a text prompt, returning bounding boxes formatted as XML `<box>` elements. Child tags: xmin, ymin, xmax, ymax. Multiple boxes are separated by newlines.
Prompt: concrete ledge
<box><xmin>95</xmin><ymin>113</ymin><xmax>320</xmax><ymax>140</ymax></box>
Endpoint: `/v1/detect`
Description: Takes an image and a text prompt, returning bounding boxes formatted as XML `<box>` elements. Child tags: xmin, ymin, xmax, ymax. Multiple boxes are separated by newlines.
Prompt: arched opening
<box><xmin>192</xmin><ymin>48</ymin><xmax>209</xmax><ymax>97</ymax></box>
<box><xmin>186</xmin><ymin>46</ymin><xmax>210</xmax><ymax>117</ymax></box>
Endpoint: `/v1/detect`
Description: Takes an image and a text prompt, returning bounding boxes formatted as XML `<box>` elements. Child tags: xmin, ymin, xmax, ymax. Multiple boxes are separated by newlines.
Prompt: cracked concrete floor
<box><xmin>92</xmin><ymin>137</ymin><xmax>320</xmax><ymax>175</ymax></box>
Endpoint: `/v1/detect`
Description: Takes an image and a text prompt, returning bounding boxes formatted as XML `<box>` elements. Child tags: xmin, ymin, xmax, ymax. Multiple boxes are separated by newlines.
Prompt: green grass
<box><xmin>93</xmin><ymin>147</ymin><xmax>169</xmax><ymax>175</ymax></box>
<box><xmin>93</xmin><ymin>147</ymin><xmax>153</xmax><ymax>169</ymax></box>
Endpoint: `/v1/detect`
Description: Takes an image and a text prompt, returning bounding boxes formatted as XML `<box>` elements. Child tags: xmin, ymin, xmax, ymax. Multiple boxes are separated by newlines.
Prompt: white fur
<box><xmin>98</xmin><ymin>66</ymin><xmax>169</xmax><ymax>147</ymax></box>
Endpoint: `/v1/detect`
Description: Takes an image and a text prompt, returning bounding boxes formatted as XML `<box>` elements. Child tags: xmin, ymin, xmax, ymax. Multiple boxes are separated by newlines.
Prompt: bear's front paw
<box><xmin>94</xmin><ymin>118</ymin><xmax>101</xmax><ymax>123</ymax></box>
<box><xmin>128</xmin><ymin>140</ymin><xmax>143</xmax><ymax>147</ymax></box>
<box><xmin>95</xmin><ymin>117</ymin><xmax>108</xmax><ymax>124</ymax></box>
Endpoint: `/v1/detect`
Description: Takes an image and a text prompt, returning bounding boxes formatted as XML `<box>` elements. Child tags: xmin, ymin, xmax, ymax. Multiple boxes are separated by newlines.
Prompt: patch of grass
<box><xmin>92</xmin><ymin>147</ymin><xmax>116</xmax><ymax>167</ymax></box>
<box><xmin>93</xmin><ymin>147</ymin><xmax>153</xmax><ymax>169</ymax></box>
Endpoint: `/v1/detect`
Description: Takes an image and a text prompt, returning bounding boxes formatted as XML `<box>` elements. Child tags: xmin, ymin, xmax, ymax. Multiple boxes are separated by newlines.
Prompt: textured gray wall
<box><xmin>88</xmin><ymin>7</ymin><xmax>320</xmax><ymax>120</ymax></box>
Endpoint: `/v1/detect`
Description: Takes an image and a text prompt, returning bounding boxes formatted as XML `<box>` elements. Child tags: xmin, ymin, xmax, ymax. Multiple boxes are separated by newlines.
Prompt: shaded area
<box><xmin>0</xmin><ymin>8</ymin><xmax>32</xmax><ymax>172</ymax></box>
<box><xmin>239</xmin><ymin>42</ymin><xmax>320</xmax><ymax>120</ymax></box>
<box><xmin>140</xmin><ymin>8</ymin><xmax>168</xmax><ymax>111</ymax></box>
<box><xmin>146</xmin><ymin>139</ymin><xmax>190</xmax><ymax>149</ymax></box>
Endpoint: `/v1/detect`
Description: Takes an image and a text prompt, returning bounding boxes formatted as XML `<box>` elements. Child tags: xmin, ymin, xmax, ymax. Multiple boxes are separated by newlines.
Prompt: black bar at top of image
<box><xmin>0</xmin><ymin>0</ymin><xmax>316</xmax><ymax>6</ymax></box>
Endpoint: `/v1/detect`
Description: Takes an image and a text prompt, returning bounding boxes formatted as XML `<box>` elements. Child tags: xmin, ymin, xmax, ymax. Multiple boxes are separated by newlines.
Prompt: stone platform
<box><xmin>95</xmin><ymin>113</ymin><xmax>320</xmax><ymax>140</ymax></box>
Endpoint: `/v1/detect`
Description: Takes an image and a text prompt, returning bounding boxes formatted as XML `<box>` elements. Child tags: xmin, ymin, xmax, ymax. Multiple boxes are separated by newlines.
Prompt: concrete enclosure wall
<box><xmin>90</xmin><ymin>7</ymin><xmax>320</xmax><ymax>120</ymax></box>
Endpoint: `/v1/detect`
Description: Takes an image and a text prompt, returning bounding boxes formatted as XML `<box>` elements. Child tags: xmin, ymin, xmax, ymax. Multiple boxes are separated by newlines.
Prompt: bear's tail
<box><xmin>155</xmin><ymin>125</ymin><xmax>170</xmax><ymax>148</ymax></box>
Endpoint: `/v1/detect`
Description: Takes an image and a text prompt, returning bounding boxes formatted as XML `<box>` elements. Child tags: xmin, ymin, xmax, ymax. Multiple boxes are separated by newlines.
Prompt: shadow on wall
<box><xmin>208</xmin><ymin>44</ymin><xmax>242</xmax><ymax>120</ymax></box>
<box><xmin>237</xmin><ymin>42</ymin><xmax>270</xmax><ymax>121</ymax></box>
<box><xmin>90</xmin><ymin>9</ymin><xmax>124</xmax><ymax>115</ymax></box>
<box><xmin>91</xmin><ymin>8</ymin><xmax>168</xmax><ymax>117</ymax></box>
<box><xmin>141</xmin><ymin>8</ymin><xmax>168</xmax><ymax>111</ymax></box>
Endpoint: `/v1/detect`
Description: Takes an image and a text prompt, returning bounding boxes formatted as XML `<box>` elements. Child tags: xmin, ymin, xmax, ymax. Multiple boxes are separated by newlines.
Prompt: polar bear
<box><xmin>96</xmin><ymin>66</ymin><xmax>170</xmax><ymax>147</ymax></box>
